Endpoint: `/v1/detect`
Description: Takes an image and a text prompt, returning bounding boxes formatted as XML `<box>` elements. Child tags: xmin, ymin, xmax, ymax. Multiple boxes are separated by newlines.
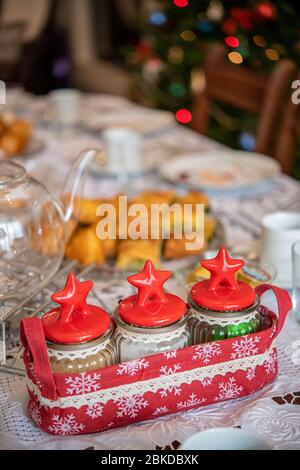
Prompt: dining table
<box><xmin>0</xmin><ymin>92</ymin><xmax>300</xmax><ymax>450</ymax></box>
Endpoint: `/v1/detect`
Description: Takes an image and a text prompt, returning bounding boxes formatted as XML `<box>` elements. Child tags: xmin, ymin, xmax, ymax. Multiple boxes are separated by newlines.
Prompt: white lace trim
<box><xmin>47</xmin><ymin>338</ymin><xmax>111</xmax><ymax>361</ymax></box>
<box><xmin>27</xmin><ymin>348</ymin><xmax>276</xmax><ymax>409</ymax></box>
<box><xmin>114</xmin><ymin>324</ymin><xmax>187</xmax><ymax>343</ymax></box>
<box><xmin>189</xmin><ymin>308</ymin><xmax>258</xmax><ymax>326</ymax></box>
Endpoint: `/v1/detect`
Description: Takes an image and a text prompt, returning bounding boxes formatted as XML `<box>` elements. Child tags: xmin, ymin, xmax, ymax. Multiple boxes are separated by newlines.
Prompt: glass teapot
<box><xmin>0</xmin><ymin>149</ymin><xmax>101</xmax><ymax>302</ymax></box>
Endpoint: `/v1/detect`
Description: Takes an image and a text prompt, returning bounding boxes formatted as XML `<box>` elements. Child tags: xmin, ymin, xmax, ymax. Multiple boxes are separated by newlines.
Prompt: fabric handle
<box><xmin>255</xmin><ymin>283</ymin><xmax>292</xmax><ymax>339</ymax></box>
<box><xmin>20</xmin><ymin>317</ymin><xmax>57</xmax><ymax>400</ymax></box>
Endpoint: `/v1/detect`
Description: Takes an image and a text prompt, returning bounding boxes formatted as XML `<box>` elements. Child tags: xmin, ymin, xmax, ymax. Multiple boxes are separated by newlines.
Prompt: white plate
<box><xmin>180</xmin><ymin>428</ymin><xmax>272</xmax><ymax>450</ymax></box>
<box><xmin>84</xmin><ymin>108</ymin><xmax>175</xmax><ymax>136</ymax></box>
<box><xmin>160</xmin><ymin>151</ymin><xmax>281</xmax><ymax>192</ymax></box>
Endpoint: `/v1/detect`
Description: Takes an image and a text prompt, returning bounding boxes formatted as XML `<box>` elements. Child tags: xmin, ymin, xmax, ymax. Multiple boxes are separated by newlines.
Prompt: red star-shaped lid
<box><xmin>118</xmin><ymin>260</ymin><xmax>187</xmax><ymax>327</ymax></box>
<box><xmin>42</xmin><ymin>272</ymin><xmax>111</xmax><ymax>344</ymax></box>
<box><xmin>190</xmin><ymin>246</ymin><xmax>256</xmax><ymax>311</ymax></box>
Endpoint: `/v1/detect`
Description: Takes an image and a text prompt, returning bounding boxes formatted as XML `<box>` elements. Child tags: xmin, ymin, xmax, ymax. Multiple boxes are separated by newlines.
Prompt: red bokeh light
<box><xmin>256</xmin><ymin>2</ymin><xmax>277</xmax><ymax>19</ymax></box>
<box><xmin>176</xmin><ymin>109</ymin><xmax>192</xmax><ymax>124</ymax></box>
<box><xmin>222</xmin><ymin>19</ymin><xmax>237</xmax><ymax>35</ymax></box>
<box><xmin>225</xmin><ymin>36</ymin><xmax>240</xmax><ymax>48</ymax></box>
<box><xmin>173</xmin><ymin>0</ymin><xmax>189</xmax><ymax>8</ymax></box>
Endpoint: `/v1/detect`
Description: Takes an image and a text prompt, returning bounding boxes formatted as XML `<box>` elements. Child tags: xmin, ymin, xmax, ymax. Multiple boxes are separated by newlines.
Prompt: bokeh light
<box><xmin>52</xmin><ymin>58</ymin><xmax>70</xmax><ymax>78</ymax></box>
<box><xmin>197</xmin><ymin>20</ymin><xmax>214</xmax><ymax>33</ymax></box>
<box><xmin>149</xmin><ymin>11</ymin><xmax>167</xmax><ymax>26</ymax></box>
<box><xmin>228</xmin><ymin>51</ymin><xmax>243</xmax><ymax>64</ymax></box>
<box><xmin>225</xmin><ymin>36</ymin><xmax>239</xmax><ymax>48</ymax></box>
<box><xmin>181</xmin><ymin>30</ymin><xmax>196</xmax><ymax>41</ymax></box>
<box><xmin>272</xmin><ymin>43</ymin><xmax>285</xmax><ymax>54</ymax></box>
<box><xmin>176</xmin><ymin>109</ymin><xmax>192</xmax><ymax>124</ymax></box>
<box><xmin>253</xmin><ymin>35</ymin><xmax>267</xmax><ymax>47</ymax></box>
<box><xmin>173</xmin><ymin>0</ymin><xmax>189</xmax><ymax>7</ymax></box>
<box><xmin>265</xmin><ymin>48</ymin><xmax>279</xmax><ymax>60</ymax></box>
<box><xmin>239</xmin><ymin>132</ymin><xmax>255</xmax><ymax>151</ymax></box>
<box><xmin>256</xmin><ymin>2</ymin><xmax>277</xmax><ymax>19</ymax></box>
<box><xmin>169</xmin><ymin>82</ymin><xmax>187</xmax><ymax>98</ymax></box>
<box><xmin>168</xmin><ymin>46</ymin><xmax>184</xmax><ymax>64</ymax></box>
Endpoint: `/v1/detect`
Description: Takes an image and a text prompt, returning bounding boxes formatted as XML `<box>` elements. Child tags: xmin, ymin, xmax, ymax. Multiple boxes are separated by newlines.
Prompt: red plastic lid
<box><xmin>191</xmin><ymin>246</ymin><xmax>256</xmax><ymax>312</ymax></box>
<box><xmin>42</xmin><ymin>272</ymin><xmax>111</xmax><ymax>344</ymax></box>
<box><xmin>118</xmin><ymin>260</ymin><xmax>187</xmax><ymax>327</ymax></box>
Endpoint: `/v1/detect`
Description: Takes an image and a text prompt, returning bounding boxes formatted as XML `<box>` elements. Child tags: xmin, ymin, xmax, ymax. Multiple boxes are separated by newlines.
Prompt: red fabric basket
<box><xmin>21</xmin><ymin>284</ymin><xmax>292</xmax><ymax>436</ymax></box>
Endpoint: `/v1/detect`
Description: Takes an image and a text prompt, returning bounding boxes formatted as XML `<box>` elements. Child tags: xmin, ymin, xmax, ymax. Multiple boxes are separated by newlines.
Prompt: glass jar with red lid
<box><xmin>113</xmin><ymin>260</ymin><xmax>190</xmax><ymax>362</ymax></box>
<box><xmin>188</xmin><ymin>246</ymin><xmax>270</xmax><ymax>344</ymax></box>
<box><xmin>41</xmin><ymin>272</ymin><xmax>116</xmax><ymax>373</ymax></box>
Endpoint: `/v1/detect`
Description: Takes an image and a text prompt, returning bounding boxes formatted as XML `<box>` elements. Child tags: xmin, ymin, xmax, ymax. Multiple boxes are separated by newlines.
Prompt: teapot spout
<box><xmin>61</xmin><ymin>148</ymin><xmax>105</xmax><ymax>228</ymax></box>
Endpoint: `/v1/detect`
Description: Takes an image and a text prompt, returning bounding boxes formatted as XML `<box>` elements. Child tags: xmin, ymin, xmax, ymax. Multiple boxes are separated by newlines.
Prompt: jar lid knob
<box><xmin>118</xmin><ymin>260</ymin><xmax>187</xmax><ymax>327</ymax></box>
<box><xmin>52</xmin><ymin>272</ymin><xmax>92</xmax><ymax>324</ymax></box>
<box><xmin>127</xmin><ymin>259</ymin><xmax>171</xmax><ymax>308</ymax></box>
<box><xmin>42</xmin><ymin>272</ymin><xmax>111</xmax><ymax>344</ymax></box>
<box><xmin>190</xmin><ymin>246</ymin><xmax>256</xmax><ymax>311</ymax></box>
<box><xmin>202</xmin><ymin>245</ymin><xmax>244</xmax><ymax>292</ymax></box>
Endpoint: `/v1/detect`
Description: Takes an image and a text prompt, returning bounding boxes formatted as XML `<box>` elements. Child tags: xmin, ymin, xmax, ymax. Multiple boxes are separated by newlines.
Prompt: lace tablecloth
<box><xmin>1</xmin><ymin>94</ymin><xmax>300</xmax><ymax>450</ymax></box>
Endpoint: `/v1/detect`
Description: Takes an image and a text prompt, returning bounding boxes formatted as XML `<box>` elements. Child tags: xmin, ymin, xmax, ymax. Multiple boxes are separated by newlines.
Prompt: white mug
<box><xmin>102</xmin><ymin>127</ymin><xmax>142</xmax><ymax>174</ymax></box>
<box><xmin>49</xmin><ymin>89</ymin><xmax>82</xmax><ymax>126</ymax></box>
<box><xmin>261</xmin><ymin>211</ymin><xmax>300</xmax><ymax>288</ymax></box>
<box><xmin>180</xmin><ymin>428</ymin><xmax>272</xmax><ymax>450</ymax></box>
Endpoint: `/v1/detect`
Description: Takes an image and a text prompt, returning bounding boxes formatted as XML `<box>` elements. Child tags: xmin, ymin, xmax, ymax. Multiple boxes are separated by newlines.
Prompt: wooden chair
<box><xmin>192</xmin><ymin>44</ymin><xmax>297</xmax><ymax>170</ymax></box>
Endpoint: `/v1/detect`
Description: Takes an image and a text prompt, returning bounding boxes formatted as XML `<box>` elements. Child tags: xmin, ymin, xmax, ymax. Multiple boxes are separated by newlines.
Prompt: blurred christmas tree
<box><xmin>124</xmin><ymin>0</ymin><xmax>300</xmax><ymax>175</ymax></box>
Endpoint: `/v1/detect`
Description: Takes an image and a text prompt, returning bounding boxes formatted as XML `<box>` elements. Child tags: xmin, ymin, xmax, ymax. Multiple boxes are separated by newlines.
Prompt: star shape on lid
<box><xmin>201</xmin><ymin>245</ymin><xmax>245</xmax><ymax>291</ymax></box>
<box><xmin>128</xmin><ymin>259</ymin><xmax>171</xmax><ymax>307</ymax></box>
<box><xmin>52</xmin><ymin>272</ymin><xmax>93</xmax><ymax>324</ymax></box>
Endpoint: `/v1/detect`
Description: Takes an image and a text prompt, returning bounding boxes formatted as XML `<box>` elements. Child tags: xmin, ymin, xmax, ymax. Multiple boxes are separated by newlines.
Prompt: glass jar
<box><xmin>188</xmin><ymin>295</ymin><xmax>264</xmax><ymax>344</ymax></box>
<box><xmin>114</xmin><ymin>309</ymin><xmax>189</xmax><ymax>362</ymax></box>
<box><xmin>113</xmin><ymin>259</ymin><xmax>189</xmax><ymax>362</ymax></box>
<box><xmin>188</xmin><ymin>246</ymin><xmax>269</xmax><ymax>344</ymax></box>
<box><xmin>42</xmin><ymin>272</ymin><xmax>116</xmax><ymax>373</ymax></box>
<box><xmin>46</xmin><ymin>323</ymin><xmax>116</xmax><ymax>373</ymax></box>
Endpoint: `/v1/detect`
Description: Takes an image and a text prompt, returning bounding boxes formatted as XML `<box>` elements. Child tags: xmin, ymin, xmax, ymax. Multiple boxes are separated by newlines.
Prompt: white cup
<box><xmin>102</xmin><ymin>127</ymin><xmax>142</xmax><ymax>174</ymax></box>
<box><xmin>180</xmin><ymin>428</ymin><xmax>272</xmax><ymax>450</ymax></box>
<box><xmin>261</xmin><ymin>211</ymin><xmax>300</xmax><ymax>288</ymax></box>
<box><xmin>49</xmin><ymin>89</ymin><xmax>82</xmax><ymax>126</ymax></box>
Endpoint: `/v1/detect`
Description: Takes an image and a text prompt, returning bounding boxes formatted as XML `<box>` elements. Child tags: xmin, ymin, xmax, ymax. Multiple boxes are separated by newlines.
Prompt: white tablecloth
<box><xmin>1</xmin><ymin>94</ymin><xmax>300</xmax><ymax>450</ymax></box>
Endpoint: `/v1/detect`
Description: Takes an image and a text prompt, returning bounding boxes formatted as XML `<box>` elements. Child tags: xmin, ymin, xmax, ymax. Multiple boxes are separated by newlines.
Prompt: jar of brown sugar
<box><xmin>41</xmin><ymin>272</ymin><xmax>116</xmax><ymax>373</ymax></box>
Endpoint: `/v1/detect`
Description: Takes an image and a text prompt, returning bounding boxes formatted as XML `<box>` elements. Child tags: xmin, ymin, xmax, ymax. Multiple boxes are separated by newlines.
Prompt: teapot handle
<box><xmin>20</xmin><ymin>318</ymin><xmax>57</xmax><ymax>400</ymax></box>
<box><xmin>255</xmin><ymin>284</ymin><xmax>292</xmax><ymax>339</ymax></box>
<box><xmin>61</xmin><ymin>148</ymin><xmax>105</xmax><ymax>228</ymax></box>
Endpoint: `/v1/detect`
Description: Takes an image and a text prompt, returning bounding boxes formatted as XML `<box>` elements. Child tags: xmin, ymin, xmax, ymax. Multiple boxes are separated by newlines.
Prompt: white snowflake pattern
<box><xmin>246</xmin><ymin>368</ymin><xmax>256</xmax><ymax>381</ymax></box>
<box><xmin>48</xmin><ymin>414</ymin><xmax>85</xmax><ymax>435</ymax></box>
<box><xmin>29</xmin><ymin>401</ymin><xmax>42</xmax><ymax>426</ymax></box>
<box><xmin>159</xmin><ymin>364</ymin><xmax>181</xmax><ymax>375</ymax></box>
<box><xmin>231</xmin><ymin>335</ymin><xmax>260</xmax><ymax>359</ymax></box>
<box><xmin>86</xmin><ymin>403</ymin><xmax>104</xmax><ymax>419</ymax></box>
<box><xmin>214</xmin><ymin>377</ymin><xmax>244</xmax><ymax>401</ymax></box>
<box><xmin>153</xmin><ymin>406</ymin><xmax>169</xmax><ymax>416</ymax></box>
<box><xmin>163</xmin><ymin>350</ymin><xmax>177</xmax><ymax>359</ymax></box>
<box><xmin>159</xmin><ymin>384</ymin><xmax>182</xmax><ymax>398</ymax></box>
<box><xmin>116</xmin><ymin>395</ymin><xmax>148</xmax><ymax>418</ymax></box>
<box><xmin>192</xmin><ymin>343</ymin><xmax>221</xmax><ymax>364</ymax></box>
<box><xmin>200</xmin><ymin>376</ymin><xmax>212</xmax><ymax>387</ymax></box>
<box><xmin>263</xmin><ymin>350</ymin><xmax>277</xmax><ymax>374</ymax></box>
<box><xmin>65</xmin><ymin>372</ymin><xmax>101</xmax><ymax>395</ymax></box>
<box><xmin>117</xmin><ymin>358</ymin><xmax>149</xmax><ymax>377</ymax></box>
<box><xmin>159</xmin><ymin>364</ymin><xmax>182</xmax><ymax>397</ymax></box>
<box><xmin>177</xmin><ymin>393</ymin><xmax>207</xmax><ymax>409</ymax></box>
